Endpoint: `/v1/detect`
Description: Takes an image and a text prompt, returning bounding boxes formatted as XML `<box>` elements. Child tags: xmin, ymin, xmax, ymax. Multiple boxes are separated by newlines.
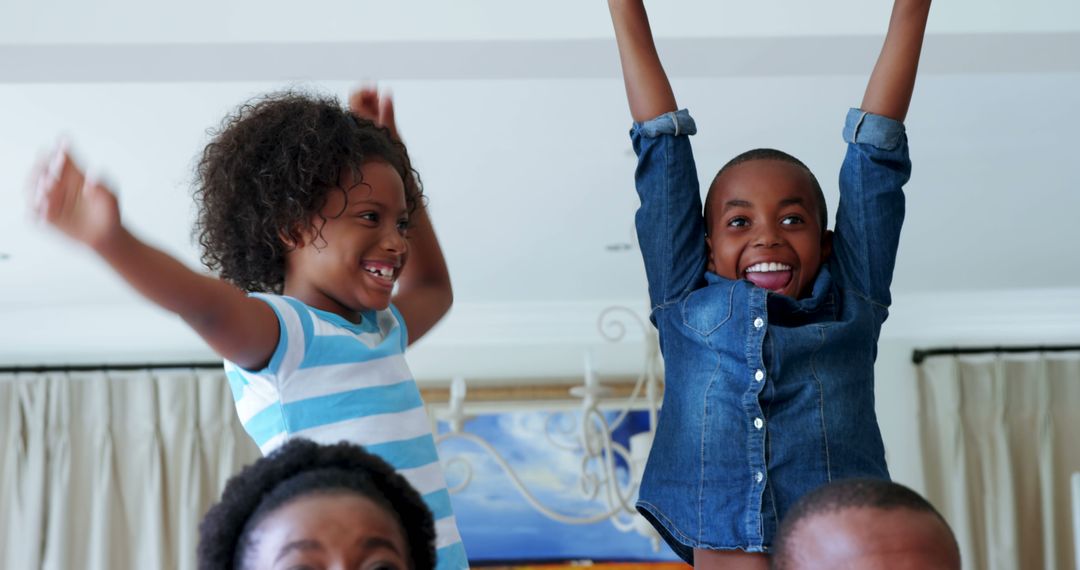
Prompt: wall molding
<box><xmin>2</xmin><ymin>33</ymin><xmax>1078</xmax><ymax>83</ymax></box>
<box><xmin>884</xmin><ymin>288</ymin><xmax>1080</xmax><ymax>345</ymax></box>
<box><xmin>5</xmin><ymin>289</ymin><xmax>1079</xmax><ymax>382</ymax></box>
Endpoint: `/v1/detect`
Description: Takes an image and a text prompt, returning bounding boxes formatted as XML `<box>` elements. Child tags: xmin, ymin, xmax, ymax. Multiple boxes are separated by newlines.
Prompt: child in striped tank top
<box><xmin>31</xmin><ymin>87</ymin><xmax>468</xmax><ymax>569</ymax></box>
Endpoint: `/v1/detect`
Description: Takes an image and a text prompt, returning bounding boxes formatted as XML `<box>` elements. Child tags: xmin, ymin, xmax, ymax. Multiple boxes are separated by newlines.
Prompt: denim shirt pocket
<box><xmin>680</xmin><ymin>285</ymin><xmax>735</xmax><ymax>337</ymax></box>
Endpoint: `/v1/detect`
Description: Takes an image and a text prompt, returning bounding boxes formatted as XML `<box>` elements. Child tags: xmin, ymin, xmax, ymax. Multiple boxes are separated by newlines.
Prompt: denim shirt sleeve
<box><xmin>833</xmin><ymin>108</ymin><xmax>911</xmax><ymax>309</ymax></box>
<box><xmin>630</xmin><ymin>109</ymin><xmax>707</xmax><ymax>316</ymax></box>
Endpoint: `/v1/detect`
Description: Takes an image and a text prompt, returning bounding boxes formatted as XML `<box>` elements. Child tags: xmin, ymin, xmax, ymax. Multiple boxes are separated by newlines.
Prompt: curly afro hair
<box><xmin>194</xmin><ymin>90</ymin><xmax>423</xmax><ymax>293</ymax></box>
<box><xmin>197</xmin><ymin>439</ymin><xmax>436</xmax><ymax>570</ymax></box>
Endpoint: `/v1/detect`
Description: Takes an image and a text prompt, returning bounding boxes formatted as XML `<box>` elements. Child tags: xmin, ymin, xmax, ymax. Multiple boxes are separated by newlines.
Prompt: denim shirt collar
<box><xmin>768</xmin><ymin>264</ymin><xmax>834</xmax><ymax>315</ymax></box>
<box><xmin>702</xmin><ymin>264</ymin><xmax>834</xmax><ymax>315</ymax></box>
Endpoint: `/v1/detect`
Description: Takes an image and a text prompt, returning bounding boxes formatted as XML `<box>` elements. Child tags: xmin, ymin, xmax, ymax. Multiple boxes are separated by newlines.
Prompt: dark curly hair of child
<box><xmin>194</xmin><ymin>90</ymin><xmax>423</xmax><ymax>293</ymax></box>
<box><xmin>197</xmin><ymin>439</ymin><xmax>436</xmax><ymax>570</ymax></box>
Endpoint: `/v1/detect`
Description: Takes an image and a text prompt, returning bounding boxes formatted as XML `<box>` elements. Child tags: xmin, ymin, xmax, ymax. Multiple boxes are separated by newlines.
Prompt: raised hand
<box><xmin>33</xmin><ymin>145</ymin><xmax>122</xmax><ymax>251</ymax></box>
<box><xmin>608</xmin><ymin>0</ymin><xmax>678</xmax><ymax>122</ymax></box>
<box><xmin>861</xmin><ymin>0</ymin><xmax>932</xmax><ymax>122</ymax></box>
<box><xmin>349</xmin><ymin>87</ymin><xmax>400</xmax><ymax>141</ymax></box>
<box><xmin>348</xmin><ymin>83</ymin><xmax>451</xmax><ymax>345</ymax></box>
<box><xmin>29</xmin><ymin>143</ymin><xmax>279</xmax><ymax>369</ymax></box>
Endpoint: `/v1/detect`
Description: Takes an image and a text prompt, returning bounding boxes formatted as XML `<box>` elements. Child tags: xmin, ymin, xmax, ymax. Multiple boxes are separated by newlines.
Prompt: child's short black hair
<box><xmin>771</xmin><ymin>478</ymin><xmax>956</xmax><ymax>568</ymax></box>
<box><xmin>197</xmin><ymin>439</ymin><xmax>436</xmax><ymax>570</ymax></box>
<box><xmin>705</xmin><ymin>148</ymin><xmax>828</xmax><ymax>234</ymax></box>
<box><xmin>194</xmin><ymin>90</ymin><xmax>423</xmax><ymax>293</ymax></box>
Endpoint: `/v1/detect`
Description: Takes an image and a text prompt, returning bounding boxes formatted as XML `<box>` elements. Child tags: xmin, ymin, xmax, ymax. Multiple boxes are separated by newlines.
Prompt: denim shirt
<box><xmin>631</xmin><ymin>108</ymin><xmax>910</xmax><ymax>559</ymax></box>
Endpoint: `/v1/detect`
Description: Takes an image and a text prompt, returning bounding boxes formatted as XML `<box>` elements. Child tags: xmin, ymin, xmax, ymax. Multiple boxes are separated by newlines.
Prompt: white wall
<box><xmin>1</xmin><ymin>2</ymin><xmax>1078</xmax><ymax>415</ymax></box>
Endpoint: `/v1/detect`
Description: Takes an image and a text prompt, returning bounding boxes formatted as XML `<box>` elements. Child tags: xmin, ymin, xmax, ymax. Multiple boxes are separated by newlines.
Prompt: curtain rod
<box><xmin>911</xmin><ymin>345</ymin><xmax>1080</xmax><ymax>365</ymax></box>
<box><xmin>0</xmin><ymin>361</ymin><xmax>223</xmax><ymax>374</ymax></box>
<box><xmin>6</xmin><ymin>347</ymin><xmax>1080</xmax><ymax>371</ymax></box>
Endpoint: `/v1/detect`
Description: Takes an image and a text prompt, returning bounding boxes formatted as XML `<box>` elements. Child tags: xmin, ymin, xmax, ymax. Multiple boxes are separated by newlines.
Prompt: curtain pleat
<box><xmin>0</xmin><ymin>369</ymin><xmax>260</xmax><ymax>570</ymax></box>
<box><xmin>917</xmin><ymin>352</ymin><xmax>1080</xmax><ymax>570</ymax></box>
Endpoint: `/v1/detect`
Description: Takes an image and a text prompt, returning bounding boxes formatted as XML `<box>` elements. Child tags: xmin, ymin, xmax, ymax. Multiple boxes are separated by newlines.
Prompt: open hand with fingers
<box><xmin>349</xmin><ymin>87</ymin><xmax>400</xmax><ymax>141</ymax></box>
<box><xmin>32</xmin><ymin>146</ymin><xmax>122</xmax><ymax>252</ymax></box>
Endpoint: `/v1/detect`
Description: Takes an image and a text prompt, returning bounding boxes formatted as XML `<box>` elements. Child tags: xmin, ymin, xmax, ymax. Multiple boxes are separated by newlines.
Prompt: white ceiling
<box><xmin>2</xmin><ymin>1</ymin><xmax>1078</xmax><ymax>377</ymax></box>
<box><xmin>3</xmin><ymin>0</ymin><xmax>1079</xmax><ymax>44</ymax></box>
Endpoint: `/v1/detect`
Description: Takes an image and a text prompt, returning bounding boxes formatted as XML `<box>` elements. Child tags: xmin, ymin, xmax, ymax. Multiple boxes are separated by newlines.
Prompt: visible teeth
<box><xmin>746</xmin><ymin>262</ymin><xmax>792</xmax><ymax>273</ymax></box>
<box><xmin>364</xmin><ymin>265</ymin><xmax>394</xmax><ymax>278</ymax></box>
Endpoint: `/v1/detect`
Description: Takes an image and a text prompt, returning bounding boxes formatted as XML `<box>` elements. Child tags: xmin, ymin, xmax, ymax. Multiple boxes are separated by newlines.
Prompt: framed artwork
<box><xmin>437</xmin><ymin>409</ymin><xmax>681</xmax><ymax>564</ymax></box>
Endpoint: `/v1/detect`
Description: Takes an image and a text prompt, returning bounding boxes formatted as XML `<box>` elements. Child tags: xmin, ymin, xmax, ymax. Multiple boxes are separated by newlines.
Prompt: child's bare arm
<box><xmin>33</xmin><ymin>150</ymin><xmax>279</xmax><ymax>369</ymax></box>
<box><xmin>861</xmin><ymin>0</ymin><xmax>932</xmax><ymax>122</ymax></box>
<box><xmin>608</xmin><ymin>0</ymin><xmax>678</xmax><ymax>122</ymax></box>
<box><xmin>392</xmin><ymin>203</ymin><xmax>452</xmax><ymax>345</ymax></box>
<box><xmin>350</xmin><ymin>88</ymin><xmax>453</xmax><ymax>345</ymax></box>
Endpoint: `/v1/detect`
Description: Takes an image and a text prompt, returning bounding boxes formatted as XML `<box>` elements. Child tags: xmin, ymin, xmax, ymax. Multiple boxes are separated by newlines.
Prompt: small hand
<box><xmin>348</xmin><ymin>86</ymin><xmax>399</xmax><ymax>140</ymax></box>
<box><xmin>32</xmin><ymin>145</ymin><xmax>122</xmax><ymax>251</ymax></box>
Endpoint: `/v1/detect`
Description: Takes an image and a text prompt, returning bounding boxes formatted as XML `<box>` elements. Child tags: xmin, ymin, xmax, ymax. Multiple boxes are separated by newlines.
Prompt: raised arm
<box><xmin>32</xmin><ymin>149</ymin><xmax>279</xmax><ymax>369</ymax></box>
<box><xmin>349</xmin><ymin>88</ymin><xmax>453</xmax><ymax>345</ymax></box>
<box><xmin>608</xmin><ymin>0</ymin><xmax>678</xmax><ymax>122</ymax></box>
<box><xmin>861</xmin><ymin>0</ymin><xmax>932</xmax><ymax>122</ymax></box>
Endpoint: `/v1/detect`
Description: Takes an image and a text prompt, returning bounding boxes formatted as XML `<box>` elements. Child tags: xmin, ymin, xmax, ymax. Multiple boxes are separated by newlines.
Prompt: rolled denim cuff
<box><xmin>843</xmin><ymin>108</ymin><xmax>905</xmax><ymax>150</ymax></box>
<box><xmin>632</xmin><ymin>109</ymin><xmax>698</xmax><ymax>138</ymax></box>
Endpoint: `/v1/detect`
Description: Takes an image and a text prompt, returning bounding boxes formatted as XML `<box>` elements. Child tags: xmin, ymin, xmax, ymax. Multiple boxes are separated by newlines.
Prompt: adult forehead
<box><xmin>788</xmin><ymin>506</ymin><xmax>960</xmax><ymax>570</ymax></box>
<box><xmin>248</xmin><ymin>493</ymin><xmax>408</xmax><ymax>563</ymax></box>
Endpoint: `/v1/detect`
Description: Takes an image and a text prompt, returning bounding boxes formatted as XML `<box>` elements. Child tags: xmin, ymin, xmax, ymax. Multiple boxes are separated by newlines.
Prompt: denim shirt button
<box><xmin>755</xmin><ymin>471</ymin><xmax>764</xmax><ymax>483</ymax></box>
<box><xmin>754</xmin><ymin>370</ymin><xmax>765</xmax><ymax>382</ymax></box>
<box><xmin>753</xmin><ymin>317</ymin><xmax>764</xmax><ymax>329</ymax></box>
<box><xmin>754</xmin><ymin>418</ymin><xmax>764</xmax><ymax>430</ymax></box>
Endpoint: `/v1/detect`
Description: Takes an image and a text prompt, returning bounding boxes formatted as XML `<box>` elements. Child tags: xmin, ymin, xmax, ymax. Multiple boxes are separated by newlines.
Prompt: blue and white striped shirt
<box><xmin>224</xmin><ymin>293</ymin><xmax>468</xmax><ymax>569</ymax></box>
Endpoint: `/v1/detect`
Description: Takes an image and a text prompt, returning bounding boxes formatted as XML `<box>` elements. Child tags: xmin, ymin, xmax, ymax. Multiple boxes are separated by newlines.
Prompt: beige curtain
<box><xmin>0</xmin><ymin>368</ymin><xmax>261</xmax><ymax>570</ymax></box>
<box><xmin>917</xmin><ymin>351</ymin><xmax>1080</xmax><ymax>570</ymax></box>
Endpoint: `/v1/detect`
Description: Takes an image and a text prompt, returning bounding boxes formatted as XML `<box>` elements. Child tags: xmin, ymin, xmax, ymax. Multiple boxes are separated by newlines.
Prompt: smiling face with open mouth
<box><xmin>704</xmin><ymin>159</ymin><xmax>832</xmax><ymax>299</ymax></box>
<box><xmin>283</xmin><ymin>160</ymin><xmax>409</xmax><ymax>321</ymax></box>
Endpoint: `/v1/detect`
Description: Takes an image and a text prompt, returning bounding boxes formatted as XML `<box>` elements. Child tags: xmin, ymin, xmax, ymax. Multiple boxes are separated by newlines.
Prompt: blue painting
<box><xmin>436</xmin><ymin>410</ymin><xmax>680</xmax><ymax>563</ymax></box>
